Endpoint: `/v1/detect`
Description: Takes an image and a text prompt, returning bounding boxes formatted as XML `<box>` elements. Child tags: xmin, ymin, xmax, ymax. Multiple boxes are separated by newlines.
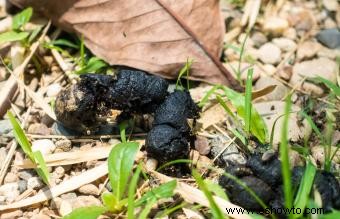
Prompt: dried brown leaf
<box><xmin>11</xmin><ymin>0</ymin><xmax>240</xmax><ymax>88</ymax></box>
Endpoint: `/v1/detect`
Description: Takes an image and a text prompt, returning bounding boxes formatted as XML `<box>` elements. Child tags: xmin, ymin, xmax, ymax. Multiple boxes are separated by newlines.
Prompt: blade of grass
<box><xmin>192</xmin><ymin>169</ymin><xmax>224</xmax><ymax>219</ymax></box>
<box><xmin>237</xmin><ymin>32</ymin><xmax>249</xmax><ymax>85</ymax></box>
<box><xmin>63</xmin><ymin>206</ymin><xmax>107</xmax><ymax>219</ymax></box>
<box><xmin>33</xmin><ymin>151</ymin><xmax>50</xmax><ymax>184</ymax></box>
<box><xmin>244</xmin><ymin>68</ymin><xmax>253</xmax><ymax>135</ymax></box>
<box><xmin>127</xmin><ymin>164</ymin><xmax>142</xmax><ymax>219</ymax></box>
<box><xmin>12</xmin><ymin>7</ymin><xmax>33</xmax><ymax>30</ymax></box>
<box><xmin>175</xmin><ymin>58</ymin><xmax>193</xmax><ymax>90</ymax></box>
<box><xmin>280</xmin><ymin>95</ymin><xmax>293</xmax><ymax>215</ymax></box>
<box><xmin>293</xmin><ymin>161</ymin><xmax>316</xmax><ymax>218</ymax></box>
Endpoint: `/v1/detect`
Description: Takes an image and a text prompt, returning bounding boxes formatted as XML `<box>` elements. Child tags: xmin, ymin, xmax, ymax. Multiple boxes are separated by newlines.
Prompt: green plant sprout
<box><xmin>176</xmin><ymin>58</ymin><xmax>193</xmax><ymax>90</ymax></box>
<box><xmin>7</xmin><ymin>111</ymin><xmax>50</xmax><ymax>184</ymax></box>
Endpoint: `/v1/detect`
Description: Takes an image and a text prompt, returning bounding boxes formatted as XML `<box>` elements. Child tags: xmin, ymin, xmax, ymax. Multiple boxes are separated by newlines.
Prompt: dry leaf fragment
<box><xmin>11</xmin><ymin>0</ymin><xmax>240</xmax><ymax>89</ymax></box>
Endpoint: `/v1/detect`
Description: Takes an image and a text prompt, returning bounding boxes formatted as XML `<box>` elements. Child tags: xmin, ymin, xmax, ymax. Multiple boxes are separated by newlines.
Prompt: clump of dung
<box><xmin>145</xmin><ymin>90</ymin><xmax>200</xmax><ymax>163</ymax></box>
<box><xmin>55</xmin><ymin>69</ymin><xmax>169</xmax><ymax>133</ymax></box>
<box><xmin>219</xmin><ymin>154</ymin><xmax>340</xmax><ymax>215</ymax></box>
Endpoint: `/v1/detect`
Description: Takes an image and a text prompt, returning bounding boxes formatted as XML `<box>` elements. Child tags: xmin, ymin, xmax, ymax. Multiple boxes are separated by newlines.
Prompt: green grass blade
<box><xmin>293</xmin><ymin>161</ymin><xmax>316</xmax><ymax>218</ymax></box>
<box><xmin>108</xmin><ymin>142</ymin><xmax>139</xmax><ymax>201</ymax></box>
<box><xmin>7</xmin><ymin>111</ymin><xmax>33</xmax><ymax>159</ymax></box>
<box><xmin>63</xmin><ymin>206</ymin><xmax>106</xmax><ymax>219</ymax></box>
<box><xmin>12</xmin><ymin>7</ymin><xmax>33</xmax><ymax>30</ymax></box>
<box><xmin>135</xmin><ymin>180</ymin><xmax>176</xmax><ymax>207</ymax></box>
<box><xmin>198</xmin><ymin>85</ymin><xmax>221</xmax><ymax>107</ymax></box>
<box><xmin>76</xmin><ymin>57</ymin><xmax>108</xmax><ymax>74</ymax></box>
<box><xmin>138</xmin><ymin>198</ymin><xmax>156</xmax><ymax>219</ymax></box>
<box><xmin>279</xmin><ymin>95</ymin><xmax>293</xmax><ymax>214</ymax></box>
<box><xmin>51</xmin><ymin>39</ymin><xmax>80</xmax><ymax>49</ymax></box>
<box><xmin>127</xmin><ymin>164</ymin><xmax>142</xmax><ymax>219</ymax></box>
<box><xmin>309</xmin><ymin>76</ymin><xmax>340</xmax><ymax>96</ymax></box>
<box><xmin>244</xmin><ymin>68</ymin><xmax>253</xmax><ymax>135</ymax></box>
<box><xmin>299</xmin><ymin>111</ymin><xmax>323</xmax><ymax>142</ymax></box>
<box><xmin>156</xmin><ymin>159</ymin><xmax>193</xmax><ymax>172</ymax></box>
<box><xmin>101</xmin><ymin>192</ymin><xmax>118</xmax><ymax>212</ymax></box>
<box><xmin>192</xmin><ymin>169</ymin><xmax>224</xmax><ymax>219</ymax></box>
<box><xmin>33</xmin><ymin>151</ymin><xmax>50</xmax><ymax>184</ymax></box>
<box><xmin>175</xmin><ymin>58</ymin><xmax>193</xmax><ymax>90</ymax></box>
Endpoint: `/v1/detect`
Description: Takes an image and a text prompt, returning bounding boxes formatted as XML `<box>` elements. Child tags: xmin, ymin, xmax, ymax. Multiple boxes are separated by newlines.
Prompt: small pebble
<box><xmin>272</xmin><ymin>38</ymin><xmax>297</xmax><ymax>51</ymax></box>
<box><xmin>263</xmin><ymin>17</ymin><xmax>289</xmax><ymax>35</ymax></box>
<box><xmin>31</xmin><ymin>214</ymin><xmax>51</xmax><ymax>219</ymax></box>
<box><xmin>322</xmin><ymin>0</ymin><xmax>338</xmax><ymax>11</ymax></box>
<box><xmin>251</xmin><ymin>32</ymin><xmax>267</xmax><ymax>47</ymax></box>
<box><xmin>0</xmin><ymin>183</ymin><xmax>20</xmax><ymax>202</ymax></box>
<box><xmin>46</xmin><ymin>83</ymin><xmax>62</xmax><ymax>97</ymax></box>
<box><xmin>28</xmin><ymin>123</ymin><xmax>51</xmax><ymax>135</ymax></box>
<box><xmin>55</xmin><ymin>139</ymin><xmax>72</xmax><ymax>152</ymax></box>
<box><xmin>18</xmin><ymin>170</ymin><xmax>34</xmax><ymax>181</ymax></box>
<box><xmin>254</xmin><ymin>76</ymin><xmax>289</xmax><ymax>101</ymax></box>
<box><xmin>18</xmin><ymin>180</ymin><xmax>27</xmax><ymax>193</ymax></box>
<box><xmin>145</xmin><ymin>158</ymin><xmax>158</xmax><ymax>172</ymax></box>
<box><xmin>53</xmin><ymin>166</ymin><xmax>65</xmax><ymax>179</ymax></box>
<box><xmin>59</xmin><ymin>200</ymin><xmax>73</xmax><ymax>216</ymax></box>
<box><xmin>258</xmin><ymin>43</ymin><xmax>281</xmax><ymax>64</ymax></box>
<box><xmin>32</xmin><ymin>139</ymin><xmax>56</xmax><ymax>155</ymax></box>
<box><xmin>297</xmin><ymin>41</ymin><xmax>321</xmax><ymax>60</ymax></box>
<box><xmin>316</xmin><ymin>28</ymin><xmax>340</xmax><ymax>49</ymax></box>
<box><xmin>4</xmin><ymin>172</ymin><xmax>18</xmax><ymax>183</ymax></box>
<box><xmin>278</xmin><ymin>65</ymin><xmax>293</xmax><ymax>81</ymax></box>
<box><xmin>27</xmin><ymin>177</ymin><xmax>44</xmax><ymax>190</ymax></box>
<box><xmin>0</xmin><ymin>120</ymin><xmax>12</xmax><ymax>135</ymax></box>
<box><xmin>78</xmin><ymin>184</ymin><xmax>99</xmax><ymax>195</ymax></box>
<box><xmin>194</xmin><ymin>136</ymin><xmax>211</xmax><ymax>155</ymax></box>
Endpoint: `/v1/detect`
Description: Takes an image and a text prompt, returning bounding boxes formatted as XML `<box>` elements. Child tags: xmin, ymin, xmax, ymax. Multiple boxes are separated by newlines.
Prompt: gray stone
<box><xmin>27</xmin><ymin>177</ymin><xmax>44</xmax><ymax>190</ymax></box>
<box><xmin>18</xmin><ymin>180</ymin><xmax>27</xmax><ymax>193</ymax></box>
<box><xmin>78</xmin><ymin>184</ymin><xmax>99</xmax><ymax>195</ymax></box>
<box><xmin>51</xmin><ymin>122</ymin><xmax>81</xmax><ymax>136</ymax></box>
<box><xmin>272</xmin><ymin>38</ymin><xmax>297</xmax><ymax>51</ymax></box>
<box><xmin>0</xmin><ymin>183</ymin><xmax>20</xmax><ymax>202</ymax></box>
<box><xmin>32</xmin><ymin>139</ymin><xmax>56</xmax><ymax>155</ymax></box>
<box><xmin>290</xmin><ymin>57</ymin><xmax>338</xmax><ymax>96</ymax></box>
<box><xmin>210</xmin><ymin>136</ymin><xmax>246</xmax><ymax>165</ymax></box>
<box><xmin>0</xmin><ymin>119</ymin><xmax>12</xmax><ymax>135</ymax></box>
<box><xmin>18</xmin><ymin>170</ymin><xmax>34</xmax><ymax>181</ymax></box>
<box><xmin>258</xmin><ymin>43</ymin><xmax>281</xmax><ymax>64</ymax></box>
<box><xmin>27</xmin><ymin>123</ymin><xmax>51</xmax><ymax>135</ymax></box>
<box><xmin>316</xmin><ymin>28</ymin><xmax>340</xmax><ymax>49</ymax></box>
<box><xmin>251</xmin><ymin>32</ymin><xmax>268</xmax><ymax>48</ymax></box>
<box><xmin>55</xmin><ymin>139</ymin><xmax>72</xmax><ymax>152</ymax></box>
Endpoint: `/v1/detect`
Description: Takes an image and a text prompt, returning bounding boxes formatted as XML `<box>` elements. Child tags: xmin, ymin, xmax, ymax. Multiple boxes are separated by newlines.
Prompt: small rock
<box><xmin>254</xmin><ymin>101</ymin><xmax>312</xmax><ymax>146</ymax></box>
<box><xmin>290</xmin><ymin>58</ymin><xmax>337</xmax><ymax>96</ymax></box>
<box><xmin>59</xmin><ymin>200</ymin><xmax>73</xmax><ymax>216</ymax></box>
<box><xmin>0</xmin><ymin>120</ymin><xmax>12</xmax><ymax>135</ymax></box>
<box><xmin>251</xmin><ymin>32</ymin><xmax>268</xmax><ymax>48</ymax></box>
<box><xmin>262</xmin><ymin>64</ymin><xmax>276</xmax><ymax>76</ymax></box>
<box><xmin>28</xmin><ymin>123</ymin><xmax>51</xmax><ymax>135</ymax></box>
<box><xmin>73</xmin><ymin>196</ymin><xmax>101</xmax><ymax>209</ymax></box>
<box><xmin>4</xmin><ymin>172</ymin><xmax>18</xmax><ymax>183</ymax></box>
<box><xmin>258</xmin><ymin>43</ymin><xmax>281</xmax><ymax>64</ymax></box>
<box><xmin>317</xmin><ymin>46</ymin><xmax>340</xmax><ymax>59</ymax></box>
<box><xmin>55</xmin><ymin>139</ymin><xmax>72</xmax><ymax>152</ymax></box>
<box><xmin>322</xmin><ymin>0</ymin><xmax>338</xmax><ymax>11</ymax></box>
<box><xmin>194</xmin><ymin>136</ymin><xmax>211</xmax><ymax>155</ymax></box>
<box><xmin>0</xmin><ymin>183</ymin><xmax>20</xmax><ymax>202</ymax></box>
<box><xmin>254</xmin><ymin>77</ymin><xmax>289</xmax><ymax>101</ymax></box>
<box><xmin>278</xmin><ymin>66</ymin><xmax>293</xmax><ymax>81</ymax></box>
<box><xmin>18</xmin><ymin>170</ymin><xmax>34</xmax><ymax>181</ymax></box>
<box><xmin>263</xmin><ymin>17</ymin><xmax>289</xmax><ymax>35</ymax></box>
<box><xmin>27</xmin><ymin>177</ymin><xmax>44</xmax><ymax>190</ymax></box>
<box><xmin>32</xmin><ymin>139</ymin><xmax>56</xmax><ymax>155</ymax></box>
<box><xmin>272</xmin><ymin>38</ymin><xmax>297</xmax><ymax>51</ymax></box>
<box><xmin>316</xmin><ymin>28</ymin><xmax>340</xmax><ymax>49</ymax></box>
<box><xmin>297</xmin><ymin>41</ymin><xmax>321</xmax><ymax>60</ymax></box>
<box><xmin>283</xmin><ymin>28</ymin><xmax>297</xmax><ymax>40</ymax></box>
<box><xmin>53</xmin><ymin>166</ymin><xmax>65</xmax><ymax>179</ymax></box>
<box><xmin>46</xmin><ymin>83</ymin><xmax>62</xmax><ymax>97</ymax></box>
<box><xmin>18</xmin><ymin>180</ymin><xmax>27</xmax><ymax>193</ymax></box>
<box><xmin>0</xmin><ymin>210</ymin><xmax>23</xmax><ymax>219</ymax></box>
<box><xmin>145</xmin><ymin>158</ymin><xmax>158</xmax><ymax>172</ymax></box>
<box><xmin>210</xmin><ymin>136</ymin><xmax>246</xmax><ymax>165</ymax></box>
<box><xmin>290</xmin><ymin>10</ymin><xmax>316</xmax><ymax>32</ymax></box>
<box><xmin>78</xmin><ymin>184</ymin><xmax>99</xmax><ymax>195</ymax></box>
